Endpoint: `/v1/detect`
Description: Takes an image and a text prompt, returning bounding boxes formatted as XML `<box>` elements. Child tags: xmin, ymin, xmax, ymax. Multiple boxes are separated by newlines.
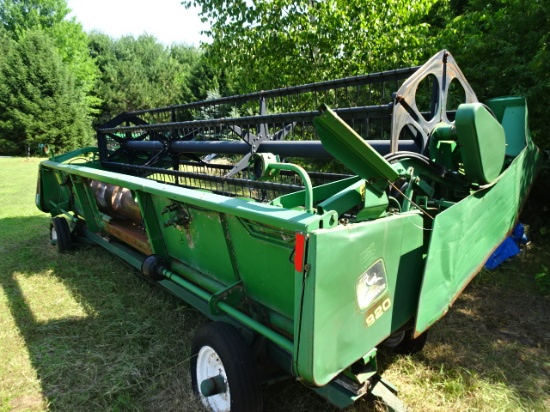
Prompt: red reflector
<box><xmin>294</xmin><ymin>233</ymin><xmax>306</xmax><ymax>272</ymax></box>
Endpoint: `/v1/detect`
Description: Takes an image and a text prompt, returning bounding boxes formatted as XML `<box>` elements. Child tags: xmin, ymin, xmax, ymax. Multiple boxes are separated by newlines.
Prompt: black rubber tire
<box><xmin>50</xmin><ymin>217</ymin><xmax>73</xmax><ymax>253</ymax></box>
<box><xmin>190</xmin><ymin>321</ymin><xmax>262</xmax><ymax>412</ymax></box>
<box><xmin>392</xmin><ymin>329</ymin><xmax>428</xmax><ymax>355</ymax></box>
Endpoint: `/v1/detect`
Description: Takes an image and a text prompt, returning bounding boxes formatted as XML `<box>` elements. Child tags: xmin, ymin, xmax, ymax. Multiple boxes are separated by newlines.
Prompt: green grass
<box><xmin>0</xmin><ymin>158</ymin><xmax>204</xmax><ymax>411</ymax></box>
<box><xmin>0</xmin><ymin>157</ymin><xmax>549</xmax><ymax>411</ymax></box>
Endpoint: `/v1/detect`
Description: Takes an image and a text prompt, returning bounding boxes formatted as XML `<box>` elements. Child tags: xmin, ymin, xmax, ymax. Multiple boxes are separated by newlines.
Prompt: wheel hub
<box><xmin>196</xmin><ymin>345</ymin><xmax>231</xmax><ymax>412</ymax></box>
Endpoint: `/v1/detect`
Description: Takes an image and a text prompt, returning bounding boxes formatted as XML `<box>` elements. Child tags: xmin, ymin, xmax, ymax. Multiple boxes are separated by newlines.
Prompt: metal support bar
<box><xmin>369</xmin><ymin>375</ymin><xmax>407</xmax><ymax>412</ymax></box>
<box><xmin>122</xmin><ymin>67</ymin><xmax>418</xmax><ymax>117</ymax></box>
<box><xmin>82</xmin><ymin>229</ymin><xmax>144</xmax><ymax>269</ymax></box>
<box><xmin>69</xmin><ymin>175</ymin><xmax>101</xmax><ymax>232</ymax></box>
<box><xmin>161</xmin><ymin>268</ymin><xmax>294</xmax><ymax>353</ymax></box>
<box><xmin>102</xmin><ymin>161</ymin><xmax>306</xmax><ymax>195</ymax></box>
<box><xmin>123</xmin><ymin>140</ymin><xmax>419</xmax><ymax>158</ymax></box>
<box><xmin>267</xmin><ymin>162</ymin><xmax>314</xmax><ymax>213</ymax></box>
<box><xmin>208</xmin><ymin>281</ymin><xmax>243</xmax><ymax>316</ymax></box>
<box><xmin>217</xmin><ymin>300</ymin><xmax>294</xmax><ymax>353</ymax></box>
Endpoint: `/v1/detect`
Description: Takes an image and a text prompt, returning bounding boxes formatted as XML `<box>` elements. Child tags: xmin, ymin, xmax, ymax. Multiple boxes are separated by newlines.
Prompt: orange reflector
<box><xmin>294</xmin><ymin>232</ymin><xmax>306</xmax><ymax>272</ymax></box>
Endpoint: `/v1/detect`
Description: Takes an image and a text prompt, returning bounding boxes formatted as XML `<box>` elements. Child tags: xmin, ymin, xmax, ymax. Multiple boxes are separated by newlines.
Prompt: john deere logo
<box><xmin>356</xmin><ymin>259</ymin><xmax>388</xmax><ymax>311</ymax></box>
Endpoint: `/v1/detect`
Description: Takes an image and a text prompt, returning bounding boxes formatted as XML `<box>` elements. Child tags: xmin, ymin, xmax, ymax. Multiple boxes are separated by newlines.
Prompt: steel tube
<box><xmin>129</xmin><ymin>140</ymin><xmax>165</xmax><ymax>151</ymax></box>
<box><xmin>217</xmin><ymin>301</ymin><xmax>294</xmax><ymax>353</ymax></box>
<box><xmin>162</xmin><ymin>268</ymin><xmax>211</xmax><ymax>301</ymax></box>
<box><xmin>162</xmin><ymin>268</ymin><xmax>294</xmax><ymax>353</ymax></box>
<box><xmin>124</xmin><ymin>140</ymin><xmax>419</xmax><ymax>157</ymax></box>
<box><xmin>269</xmin><ymin>162</ymin><xmax>314</xmax><ymax>213</ymax></box>
<box><xmin>127</xmin><ymin>66</ymin><xmax>418</xmax><ymax>116</ymax></box>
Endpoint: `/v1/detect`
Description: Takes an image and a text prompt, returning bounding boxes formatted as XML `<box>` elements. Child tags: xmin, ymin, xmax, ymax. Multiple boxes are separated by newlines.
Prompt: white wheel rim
<box><xmin>50</xmin><ymin>225</ymin><xmax>58</xmax><ymax>245</ymax></box>
<box><xmin>196</xmin><ymin>345</ymin><xmax>230</xmax><ymax>412</ymax></box>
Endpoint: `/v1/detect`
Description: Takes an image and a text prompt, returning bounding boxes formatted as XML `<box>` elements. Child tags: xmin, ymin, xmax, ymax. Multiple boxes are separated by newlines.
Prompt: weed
<box><xmin>535</xmin><ymin>265</ymin><xmax>550</xmax><ymax>295</ymax></box>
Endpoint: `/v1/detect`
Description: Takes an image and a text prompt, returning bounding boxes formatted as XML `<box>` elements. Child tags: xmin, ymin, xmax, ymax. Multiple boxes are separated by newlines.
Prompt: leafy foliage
<box><xmin>0</xmin><ymin>0</ymin><xmax>69</xmax><ymax>35</ymax></box>
<box><xmin>0</xmin><ymin>0</ymin><xmax>548</xmax><ymax>154</ymax></box>
<box><xmin>0</xmin><ymin>0</ymin><xmax>99</xmax><ymax>109</ymax></box>
<box><xmin>184</xmin><ymin>0</ymin><xmax>548</xmax><ymax>148</ymax></box>
<box><xmin>0</xmin><ymin>31</ymin><xmax>93</xmax><ymax>154</ymax></box>
<box><xmin>0</xmin><ymin>1</ymin><xmax>203</xmax><ymax>154</ymax></box>
<box><xmin>89</xmin><ymin>33</ymin><xmax>201</xmax><ymax>124</ymax></box>
<box><xmin>187</xmin><ymin>53</ymin><xmax>235</xmax><ymax>101</ymax></box>
<box><xmin>184</xmin><ymin>0</ymin><xmax>438</xmax><ymax>92</ymax></box>
<box><xmin>0</xmin><ymin>0</ymin><xmax>99</xmax><ymax>154</ymax></box>
<box><xmin>435</xmin><ymin>0</ymin><xmax>549</xmax><ymax>146</ymax></box>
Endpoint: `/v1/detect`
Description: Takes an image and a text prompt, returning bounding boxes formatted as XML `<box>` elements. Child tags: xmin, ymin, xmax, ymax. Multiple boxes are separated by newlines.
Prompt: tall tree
<box><xmin>183</xmin><ymin>0</ymin><xmax>437</xmax><ymax>92</ymax></box>
<box><xmin>170</xmin><ymin>43</ymin><xmax>203</xmax><ymax>101</ymax></box>
<box><xmin>0</xmin><ymin>0</ymin><xmax>69</xmax><ymax>34</ymax></box>
<box><xmin>187</xmin><ymin>52</ymin><xmax>235</xmax><ymax>101</ymax></box>
<box><xmin>0</xmin><ymin>0</ymin><xmax>99</xmax><ymax>110</ymax></box>
<box><xmin>436</xmin><ymin>0</ymin><xmax>549</xmax><ymax>146</ymax></box>
<box><xmin>0</xmin><ymin>30</ymin><xmax>93</xmax><ymax>154</ymax></box>
<box><xmin>89</xmin><ymin>33</ymin><xmax>201</xmax><ymax>123</ymax></box>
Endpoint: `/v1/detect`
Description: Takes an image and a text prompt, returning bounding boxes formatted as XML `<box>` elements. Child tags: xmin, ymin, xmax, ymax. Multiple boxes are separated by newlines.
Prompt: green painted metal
<box><xmin>161</xmin><ymin>267</ymin><xmax>294</xmax><ymax>353</ymax></box>
<box><xmin>39</xmin><ymin>160</ymin><xmax>324</xmax><ymax>231</ymax></box>
<box><xmin>295</xmin><ymin>212</ymin><xmax>425</xmax><ymax>386</ymax></box>
<box><xmin>134</xmin><ymin>191</ymin><xmax>168</xmax><ymax>256</ymax></box>
<box><xmin>369</xmin><ymin>377</ymin><xmax>406</xmax><ymax>412</ymax></box>
<box><xmin>429</xmin><ymin>123</ymin><xmax>461</xmax><ymax>171</ymax></box>
<box><xmin>265</xmin><ymin>162</ymin><xmax>315</xmax><ymax>213</ymax></box>
<box><xmin>415</xmin><ymin>139</ymin><xmax>543</xmax><ymax>335</ymax></box>
<box><xmin>69</xmin><ymin>175</ymin><xmax>101</xmax><ymax>232</ymax></box>
<box><xmin>486</xmin><ymin>96</ymin><xmax>528</xmax><ymax>157</ymax></box>
<box><xmin>271</xmin><ymin>175</ymin><xmax>361</xmax><ymax>212</ymax></box>
<box><xmin>310</xmin><ymin>381</ymin><xmax>362</xmax><ymax>409</ymax></box>
<box><xmin>314</xmin><ymin>104</ymin><xmax>398</xmax><ymax>186</ymax></box>
<box><xmin>217</xmin><ymin>300</ymin><xmax>294</xmax><ymax>353</ymax></box>
<box><xmin>208</xmin><ymin>281</ymin><xmax>243</xmax><ymax>316</ymax></box>
<box><xmin>455</xmin><ymin>103</ymin><xmax>506</xmax><ymax>184</ymax></box>
<box><xmin>355</xmin><ymin>184</ymin><xmax>389</xmax><ymax>221</ymax></box>
<box><xmin>316</xmin><ymin>179</ymin><xmax>364</xmax><ymax>216</ymax></box>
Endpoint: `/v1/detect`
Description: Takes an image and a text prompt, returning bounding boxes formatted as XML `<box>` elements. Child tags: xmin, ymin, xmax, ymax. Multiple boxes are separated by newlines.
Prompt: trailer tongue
<box><xmin>37</xmin><ymin>50</ymin><xmax>544</xmax><ymax>411</ymax></box>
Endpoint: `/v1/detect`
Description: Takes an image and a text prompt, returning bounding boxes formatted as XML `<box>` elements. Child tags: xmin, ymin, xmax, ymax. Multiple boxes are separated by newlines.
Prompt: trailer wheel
<box><xmin>190</xmin><ymin>322</ymin><xmax>262</xmax><ymax>412</ymax></box>
<box><xmin>392</xmin><ymin>329</ymin><xmax>428</xmax><ymax>355</ymax></box>
<box><xmin>50</xmin><ymin>217</ymin><xmax>73</xmax><ymax>253</ymax></box>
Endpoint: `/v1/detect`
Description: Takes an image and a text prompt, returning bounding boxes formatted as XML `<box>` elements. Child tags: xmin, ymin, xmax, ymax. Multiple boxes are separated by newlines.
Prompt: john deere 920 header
<box><xmin>37</xmin><ymin>50</ymin><xmax>544</xmax><ymax>411</ymax></box>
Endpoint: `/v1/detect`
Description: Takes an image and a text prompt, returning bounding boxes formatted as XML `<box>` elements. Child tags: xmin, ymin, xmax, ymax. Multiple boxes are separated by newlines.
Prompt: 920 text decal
<box><xmin>366</xmin><ymin>297</ymin><xmax>391</xmax><ymax>327</ymax></box>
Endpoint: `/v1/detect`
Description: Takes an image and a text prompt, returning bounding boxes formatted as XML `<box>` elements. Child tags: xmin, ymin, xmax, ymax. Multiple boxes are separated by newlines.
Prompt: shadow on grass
<box><xmin>0</xmin><ymin>215</ymin><xmax>206</xmax><ymax>411</ymax></box>
<box><xmin>0</xmin><ymin>216</ymin><xmax>346</xmax><ymax>412</ymax></box>
<box><xmin>428</xmin><ymin>266</ymin><xmax>549</xmax><ymax>406</ymax></box>
<box><xmin>376</xmin><ymin>255</ymin><xmax>550</xmax><ymax>411</ymax></box>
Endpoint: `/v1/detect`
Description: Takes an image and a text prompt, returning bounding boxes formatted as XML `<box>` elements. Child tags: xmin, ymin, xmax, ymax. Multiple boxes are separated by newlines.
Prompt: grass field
<box><xmin>0</xmin><ymin>157</ymin><xmax>548</xmax><ymax>412</ymax></box>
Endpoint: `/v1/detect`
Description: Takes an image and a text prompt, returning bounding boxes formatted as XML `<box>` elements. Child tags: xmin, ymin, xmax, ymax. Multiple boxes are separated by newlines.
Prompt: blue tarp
<box><xmin>485</xmin><ymin>223</ymin><xmax>528</xmax><ymax>270</ymax></box>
